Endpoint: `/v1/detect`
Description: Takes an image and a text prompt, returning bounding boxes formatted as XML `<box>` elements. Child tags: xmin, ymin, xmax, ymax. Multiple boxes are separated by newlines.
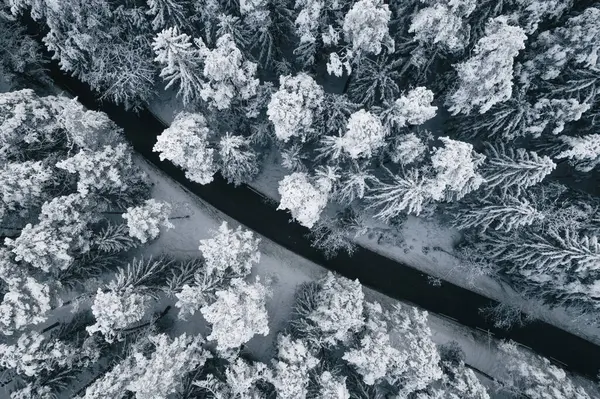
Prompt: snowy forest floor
<box><xmin>136</xmin><ymin>152</ymin><xmax>599</xmax><ymax>396</ymax></box>
<box><xmin>148</xmin><ymin>88</ymin><xmax>600</xmax><ymax>347</ymax></box>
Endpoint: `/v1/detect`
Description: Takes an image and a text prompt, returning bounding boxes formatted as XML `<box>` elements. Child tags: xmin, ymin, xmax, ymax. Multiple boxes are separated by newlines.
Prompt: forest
<box><xmin>0</xmin><ymin>0</ymin><xmax>599</xmax><ymax>397</ymax></box>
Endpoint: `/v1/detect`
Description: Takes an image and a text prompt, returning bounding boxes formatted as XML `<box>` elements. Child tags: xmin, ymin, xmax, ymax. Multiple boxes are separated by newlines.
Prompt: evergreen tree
<box><xmin>480</xmin><ymin>143</ymin><xmax>556</xmax><ymax>196</ymax></box>
<box><xmin>277</xmin><ymin>172</ymin><xmax>329</xmax><ymax>228</ymax></box>
<box><xmin>195</xmin><ymin>33</ymin><xmax>260</xmax><ymax>110</ymax></box>
<box><xmin>153</xmin><ymin>112</ymin><xmax>217</xmax><ymax>184</ymax></box>
<box><xmin>270</xmin><ymin>334</ymin><xmax>319</xmax><ymax>398</ymax></box>
<box><xmin>367</xmin><ymin>167</ymin><xmax>438</xmax><ymax>219</ymax></box>
<box><xmin>429</xmin><ymin>137</ymin><xmax>485</xmax><ymax>201</ymax></box>
<box><xmin>556</xmin><ymin>134</ymin><xmax>600</xmax><ymax>172</ymax></box>
<box><xmin>379</xmin><ymin>86</ymin><xmax>438</xmax><ymax>133</ymax></box>
<box><xmin>447</xmin><ymin>16</ymin><xmax>527</xmax><ymax>115</ymax></box>
<box><xmin>0</xmin><ymin>161</ymin><xmax>53</xmax><ymax>222</ymax></box>
<box><xmin>267</xmin><ymin>73</ymin><xmax>325</xmax><ymax>142</ymax></box>
<box><xmin>521</xmin><ymin>6</ymin><xmax>600</xmax><ymax>82</ymax></box>
<box><xmin>450</xmin><ymin>194</ymin><xmax>545</xmax><ymax>234</ymax></box>
<box><xmin>409</xmin><ymin>0</ymin><xmax>476</xmax><ymax>53</ymax></box>
<box><xmin>146</xmin><ymin>0</ymin><xmax>190</xmax><ymax>31</ymax></box>
<box><xmin>201</xmin><ymin>278</ymin><xmax>271</xmax><ymax>351</ymax></box>
<box><xmin>122</xmin><ymin>199</ymin><xmax>174</xmax><ymax>244</ymax></box>
<box><xmin>217</xmin><ymin>132</ymin><xmax>259</xmax><ymax>185</ymax></box>
<box><xmin>342</xmin><ymin>0</ymin><xmax>394</xmax><ymax>56</ymax></box>
<box><xmin>13</xmin><ymin>0</ymin><xmax>158</xmax><ymax>108</ymax></box>
<box><xmin>153</xmin><ymin>26</ymin><xmax>205</xmax><ymax>106</ymax></box>
<box><xmin>499</xmin><ymin>341</ymin><xmax>592</xmax><ymax>399</ymax></box>
<box><xmin>339</xmin><ymin>109</ymin><xmax>386</xmax><ymax>159</ymax></box>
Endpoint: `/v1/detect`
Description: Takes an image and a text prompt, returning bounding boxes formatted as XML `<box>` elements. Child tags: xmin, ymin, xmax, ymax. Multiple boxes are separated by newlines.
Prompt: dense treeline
<box><xmin>0</xmin><ymin>1</ymin><xmax>599</xmax><ymax>397</ymax></box>
<box><xmin>0</xmin><ymin>91</ymin><xmax>591</xmax><ymax>397</ymax></box>
<box><xmin>2</xmin><ymin>0</ymin><xmax>600</xmax><ymax>324</ymax></box>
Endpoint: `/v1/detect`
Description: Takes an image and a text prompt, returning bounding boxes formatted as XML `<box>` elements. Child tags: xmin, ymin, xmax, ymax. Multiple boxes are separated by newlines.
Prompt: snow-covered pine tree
<box><xmin>342</xmin><ymin>302</ymin><xmax>402</xmax><ymax>386</ymax></box>
<box><xmin>499</xmin><ymin>341</ymin><xmax>592</xmax><ymax>399</ymax></box>
<box><xmin>175</xmin><ymin>222</ymin><xmax>260</xmax><ymax>318</ymax></box>
<box><xmin>388</xmin><ymin>133</ymin><xmax>429</xmax><ymax>165</ymax></box>
<box><xmin>0</xmin><ymin>161</ymin><xmax>54</xmax><ymax>222</ymax></box>
<box><xmin>435</xmin><ymin>342</ymin><xmax>490</xmax><ymax>399</ymax></box>
<box><xmin>4</xmin><ymin>194</ymin><xmax>92</xmax><ymax>273</ymax></box>
<box><xmin>87</xmin><ymin>257</ymin><xmax>175</xmax><ymax>342</ymax></box>
<box><xmin>479</xmin><ymin>227</ymin><xmax>600</xmax><ymax>309</ymax></box>
<box><xmin>128</xmin><ymin>333</ymin><xmax>211</xmax><ymax>398</ymax></box>
<box><xmin>556</xmin><ymin>134</ymin><xmax>600</xmax><ymax>172</ymax></box>
<box><xmin>409</xmin><ymin>0</ymin><xmax>476</xmax><ymax>54</ymax></box>
<box><xmin>379</xmin><ymin>86</ymin><xmax>438</xmax><ymax>133</ymax></box>
<box><xmin>122</xmin><ymin>199</ymin><xmax>174</xmax><ymax>244</ymax></box>
<box><xmin>0</xmin><ymin>14</ymin><xmax>47</xmax><ymax>90</ymax></box>
<box><xmin>511</xmin><ymin>0</ymin><xmax>571</xmax><ymax>34</ymax></box>
<box><xmin>17</xmin><ymin>0</ymin><xmax>157</xmax><ymax>108</ymax></box>
<box><xmin>339</xmin><ymin>109</ymin><xmax>386</xmax><ymax>159</ymax></box>
<box><xmin>309</xmin><ymin>210</ymin><xmax>361</xmax><ymax>258</ymax></box>
<box><xmin>153</xmin><ymin>112</ymin><xmax>217</xmax><ymax>184</ymax></box>
<box><xmin>333</xmin><ymin>161</ymin><xmax>375</xmax><ymax>205</ymax></box>
<box><xmin>446</xmin><ymin>16</ymin><xmax>526</xmax><ymax>115</ymax></box>
<box><xmin>342</xmin><ymin>0</ymin><xmax>394</xmax><ymax>57</ymax></box>
<box><xmin>195</xmin><ymin>33</ymin><xmax>260</xmax><ymax>110</ymax></box>
<box><xmin>199</xmin><ymin>221</ymin><xmax>261</xmax><ymax>277</ymax></box>
<box><xmin>82</xmin><ymin>333</ymin><xmax>210</xmax><ymax>399</ymax></box>
<box><xmin>293</xmin><ymin>272</ymin><xmax>364</xmax><ymax>345</ymax></box>
<box><xmin>348</xmin><ymin>54</ymin><xmax>402</xmax><ymax>106</ymax></box>
<box><xmin>480</xmin><ymin>142</ymin><xmax>555</xmax><ymax>197</ymax></box>
<box><xmin>526</xmin><ymin>98</ymin><xmax>590</xmax><ymax>137</ymax></box>
<box><xmin>367</xmin><ymin>166</ymin><xmax>438</xmax><ymax>220</ymax></box>
<box><xmin>0</xmin><ymin>324</ymin><xmax>100</xmax><ymax>378</ymax></box>
<box><xmin>450</xmin><ymin>194</ymin><xmax>545</xmax><ymax>234</ymax></box>
<box><xmin>277</xmin><ymin>172</ymin><xmax>329</xmax><ymax>228</ymax></box>
<box><xmin>194</xmin><ymin>357</ymin><xmax>272</xmax><ymax>397</ymax></box>
<box><xmin>201</xmin><ymin>277</ymin><xmax>270</xmax><ymax>351</ymax></box>
<box><xmin>0</xmin><ymin>89</ymin><xmax>70</xmax><ymax>163</ymax></box>
<box><xmin>316</xmin><ymin>93</ymin><xmax>359</xmax><ymax>138</ymax></box>
<box><xmin>429</xmin><ymin>137</ymin><xmax>485</xmax><ymax>201</ymax></box>
<box><xmin>146</xmin><ymin>0</ymin><xmax>190</xmax><ymax>31</ymax></box>
<box><xmin>267</xmin><ymin>73</ymin><xmax>325</xmax><ymax>143</ymax></box>
<box><xmin>55</xmin><ymin>144</ymin><xmax>144</xmax><ymax>200</ymax></box>
<box><xmin>269</xmin><ymin>334</ymin><xmax>319</xmax><ymax>398</ymax></box>
<box><xmin>521</xmin><ymin>6</ymin><xmax>600</xmax><ymax>82</ymax></box>
<box><xmin>217</xmin><ymin>133</ymin><xmax>259</xmax><ymax>185</ymax></box>
<box><xmin>0</xmin><ymin>276</ymin><xmax>57</xmax><ymax>335</ymax></box>
<box><xmin>384</xmin><ymin>304</ymin><xmax>443</xmax><ymax>395</ymax></box>
<box><xmin>293</xmin><ymin>0</ymin><xmax>353</xmax><ymax>69</ymax></box>
<box><xmin>153</xmin><ymin>26</ymin><xmax>205</xmax><ymax>106</ymax></box>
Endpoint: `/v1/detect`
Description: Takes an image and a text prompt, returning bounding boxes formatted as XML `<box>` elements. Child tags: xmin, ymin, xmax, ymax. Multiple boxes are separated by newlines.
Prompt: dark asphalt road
<box><xmin>37</xmin><ymin>55</ymin><xmax>600</xmax><ymax>380</ymax></box>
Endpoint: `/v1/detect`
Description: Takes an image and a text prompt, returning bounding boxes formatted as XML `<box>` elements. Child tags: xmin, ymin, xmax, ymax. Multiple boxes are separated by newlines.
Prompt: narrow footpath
<box><xmin>41</xmin><ymin>58</ymin><xmax>600</xmax><ymax>380</ymax></box>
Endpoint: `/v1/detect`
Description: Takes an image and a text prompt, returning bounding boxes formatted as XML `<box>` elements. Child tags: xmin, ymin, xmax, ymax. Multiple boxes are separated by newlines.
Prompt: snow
<box><xmin>135</xmin><ymin>155</ymin><xmax>323</xmax><ymax>359</ymax></box>
<box><xmin>147</xmin><ymin>92</ymin><xmax>600</xmax><ymax>345</ymax></box>
<box><xmin>134</xmin><ymin>151</ymin><xmax>598</xmax><ymax>396</ymax></box>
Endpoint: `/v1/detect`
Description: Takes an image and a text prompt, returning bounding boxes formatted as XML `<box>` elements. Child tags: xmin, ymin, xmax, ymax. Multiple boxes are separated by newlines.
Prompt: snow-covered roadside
<box><xmin>136</xmin><ymin>154</ymin><xmax>598</xmax><ymax>397</ymax></box>
<box><xmin>147</xmin><ymin>91</ymin><xmax>600</xmax><ymax>346</ymax></box>
<box><xmin>136</xmin><ymin>154</ymin><xmax>324</xmax><ymax>360</ymax></box>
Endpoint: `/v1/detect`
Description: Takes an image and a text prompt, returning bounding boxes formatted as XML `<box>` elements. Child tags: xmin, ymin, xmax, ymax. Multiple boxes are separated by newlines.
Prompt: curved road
<box><xmin>39</xmin><ymin>55</ymin><xmax>600</xmax><ymax>379</ymax></box>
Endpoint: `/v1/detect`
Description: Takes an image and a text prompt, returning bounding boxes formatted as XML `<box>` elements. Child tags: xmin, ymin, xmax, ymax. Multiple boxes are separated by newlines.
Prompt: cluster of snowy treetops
<box><xmin>0</xmin><ymin>91</ymin><xmax>592</xmax><ymax>397</ymax></box>
<box><xmin>3</xmin><ymin>1</ymin><xmax>600</xmax><ymax>318</ymax></box>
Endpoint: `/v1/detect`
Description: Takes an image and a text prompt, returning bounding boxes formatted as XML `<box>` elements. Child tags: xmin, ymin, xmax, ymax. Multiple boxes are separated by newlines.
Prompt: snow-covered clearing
<box><xmin>148</xmin><ymin>90</ymin><xmax>600</xmax><ymax>346</ymax></box>
<box><xmin>137</xmin><ymin>154</ymin><xmax>599</xmax><ymax>396</ymax></box>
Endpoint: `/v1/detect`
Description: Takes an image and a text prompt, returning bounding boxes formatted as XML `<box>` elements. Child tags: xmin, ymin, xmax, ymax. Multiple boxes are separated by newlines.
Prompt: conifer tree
<box><xmin>480</xmin><ymin>143</ymin><xmax>556</xmax><ymax>196</ymax></box>
<box><xmin>153</xmin><ymin>26</ymin><xmax>205</xmax><ymax>106</ymax></box>
<box><xmin>447</xmin><ymin>16</ymin><xmax>526</xmax><ymax>115</ymax></box>
<box><xmin>153</xmin><ymin>112</ymin><xmax>217</xmax><ymax>184</ymax></box>
<box><xmin>122</xmin><ymin>199</ymin><xmax>174</xmax><ymax>244</ymax></box>
<box><xmin>277</xmin><ymin>172</ymin><xmax>329</xmax><ymax>228</ymax></box>
<box><xmin>267</xmin><ymin>73</ymin><xmax>325</xmax><ymax>142</ymax></box>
